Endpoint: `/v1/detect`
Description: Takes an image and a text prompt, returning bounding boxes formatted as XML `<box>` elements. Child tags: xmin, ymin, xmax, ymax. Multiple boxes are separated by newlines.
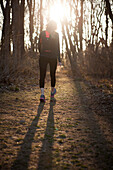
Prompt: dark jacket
<box><xmin>38</xmin><ymin>31</ymin><xmax>61</xmax><ymax>62</ymax></box>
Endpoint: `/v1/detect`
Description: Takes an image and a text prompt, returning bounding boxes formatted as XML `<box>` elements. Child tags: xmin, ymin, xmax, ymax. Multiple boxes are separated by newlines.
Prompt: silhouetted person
<box><xmin>38</xmin><ymin>20</ymin><xmax>61</xmax><ymax>102</ymax></box>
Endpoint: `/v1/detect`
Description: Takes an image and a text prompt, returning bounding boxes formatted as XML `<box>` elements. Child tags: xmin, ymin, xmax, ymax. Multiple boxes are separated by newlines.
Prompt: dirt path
<box><xmin>0</xmin><ymin>68</ymin><xmax>113</xmax><ymax>170</ymax></box>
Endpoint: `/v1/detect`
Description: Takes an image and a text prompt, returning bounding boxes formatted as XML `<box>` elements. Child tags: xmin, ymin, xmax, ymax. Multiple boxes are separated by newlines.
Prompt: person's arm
<box><xmin>38</xmin><ymin>32</ymin><xmax>42</xmax><ymax>53</ymax></box>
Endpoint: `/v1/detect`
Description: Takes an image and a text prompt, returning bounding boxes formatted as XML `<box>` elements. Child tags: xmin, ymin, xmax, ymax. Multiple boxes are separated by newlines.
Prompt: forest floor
<box><xmin>0</xmin><ymin>66</ymin><xmax>113</xmax><ymax>170</ymax></box>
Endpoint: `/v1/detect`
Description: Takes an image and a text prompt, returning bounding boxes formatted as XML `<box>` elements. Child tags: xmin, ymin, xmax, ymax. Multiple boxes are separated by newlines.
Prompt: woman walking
<box><xmin>38</xmin><ymin>20</ymin><xmax>61</xmax><ymax>102</ymax></box>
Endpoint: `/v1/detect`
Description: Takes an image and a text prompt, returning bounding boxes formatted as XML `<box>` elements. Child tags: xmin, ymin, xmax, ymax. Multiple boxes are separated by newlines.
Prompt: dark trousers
<box><xmin>39</xmin><ymin>56</ymin><xmax>57</xmax><ymax>88</ymax></box>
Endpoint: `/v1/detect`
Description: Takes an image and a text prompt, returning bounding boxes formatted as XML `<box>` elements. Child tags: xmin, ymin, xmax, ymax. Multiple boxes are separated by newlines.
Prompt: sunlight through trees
<box><xmin>0</xmin><ymin>0</ymin><xmax>113</xmax><ymax>79</ymax></box>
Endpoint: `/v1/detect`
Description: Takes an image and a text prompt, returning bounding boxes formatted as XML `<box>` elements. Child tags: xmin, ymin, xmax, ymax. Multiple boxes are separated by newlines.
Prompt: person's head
<box><xmin>46</xmin><ymin>20</ymin><xmax>57</xmax><ymax>32</ymax></box>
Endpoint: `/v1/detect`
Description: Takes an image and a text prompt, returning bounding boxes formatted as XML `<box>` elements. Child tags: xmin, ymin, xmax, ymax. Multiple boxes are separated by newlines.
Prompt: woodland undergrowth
<box><xmin>0</xmin><ymin>47</ymin><xmax>113</xmax><ymax>95</ymax></box>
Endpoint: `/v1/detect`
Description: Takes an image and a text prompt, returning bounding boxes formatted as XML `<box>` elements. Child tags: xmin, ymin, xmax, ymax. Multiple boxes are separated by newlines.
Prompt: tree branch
<box><xmin>0</xmin><ymin>0</ymin><xmax>5</xmax><ymax>16</ymax></box>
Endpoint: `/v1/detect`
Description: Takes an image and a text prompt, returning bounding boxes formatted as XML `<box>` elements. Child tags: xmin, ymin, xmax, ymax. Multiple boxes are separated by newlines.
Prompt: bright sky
<box><xmin>47</xmin><ymin>0</ymin><xmax>71</xmax><ymax>52</ymax></box>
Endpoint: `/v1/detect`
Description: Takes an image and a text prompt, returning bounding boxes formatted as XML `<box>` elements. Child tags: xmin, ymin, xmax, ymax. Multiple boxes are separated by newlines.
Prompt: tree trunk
<box><xmin>90</xmin><ymin>1</ymin><xmax>93</xmax><ymax>44</ymax></box>
<box><xmin>79</xmin><ymin>0</ymin><xmax>83</xmax><ymax>51</ymax></box>
<box><xmin>105</xmin><ymin>0</ymin><xmax>113</xmax><ymax>24</ymax></box>
<box><xmin>65</xmin><ymin>24</ymin><xmax>75</xmax><ymax>56</ymax></box>
<box><xmin>0</xmin><ymin>0</ymin><xmax>10</xmax><ymax>73</ymax></box>
<box><xmin>27</xmin><ymin>0</ymin><xmax>35</xmax><ymax>52</ymax></box>
<box><xmin>19</xmin><ymin>0</ymin><xmax>25</xmax><ymax>58</ymax></box>
<box><xmin>105</xmin><ymin>7</ymin><xmax>108</xmax><ymax>47</ymax></box>
<box><xmin>40</xmin><ymin>0</ymin><xmax>43</xmax><ymax>32</ymax></box>
<box><xmin>12</xmin><ymin>0</ymin><xmax>20</xmax><ymax>67</ymax></box>
<box><xmin>112</xmin><ymin>23</ymin><xmax>113</xmax><ymax>44</ymax></box>
<box><xmin>12</xmin><ymin>0</ymin><xmax>24</xmax><ymax>66</ymax></box>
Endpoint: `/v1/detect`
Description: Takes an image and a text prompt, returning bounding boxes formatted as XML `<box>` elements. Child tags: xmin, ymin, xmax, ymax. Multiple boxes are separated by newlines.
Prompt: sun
<box><xmin>49</xmin><ymin>1</ymin><xmax>70</xmax><ymax>25</ymax></box>
<box><xmin>42</xmin><ymin>1</ymin><xmax>71</xmax><ymax>52</ymax></box>
<box><xmin>42</xmin><ymin>1</ymin><xmax>70</xmax><ymax>32</ymax></box>
<box><xmin>49</xmin><ymin>4</ymin><xmax>64</xmax><ymax>23</ymax></box>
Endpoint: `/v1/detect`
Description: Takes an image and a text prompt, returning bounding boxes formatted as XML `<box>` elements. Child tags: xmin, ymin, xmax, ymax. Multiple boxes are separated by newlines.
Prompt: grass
<box><xmin>0</xmin><ymin>60</ymin><xmax>113</xmax><ymax>170</ymax></box>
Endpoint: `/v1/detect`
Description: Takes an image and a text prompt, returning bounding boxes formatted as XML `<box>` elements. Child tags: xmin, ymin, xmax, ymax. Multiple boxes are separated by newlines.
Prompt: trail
<box><xmin>0</xmin><ymin>68</ymin><xmax>113</xmax><ymax>170</ymax></box>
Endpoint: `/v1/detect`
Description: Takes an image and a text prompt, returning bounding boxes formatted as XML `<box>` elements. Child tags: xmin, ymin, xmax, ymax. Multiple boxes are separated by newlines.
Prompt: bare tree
<box><xmin>40</xmin><ymin>0</ymin><xmax>43</xmax><ymax>32</ymax></box>
<box><xmin>105</xmin><ymin>2</ymin><xmax>108</xmax><ymax>47</ymax></box>
<box><xmin>20</xmin><ymin>0</ymin><xmax>25</xmax><ymax>57</ymax></box>
<box><xmin>79</xmin><ymin>0</ymin><xmax>83</xmax><ymax>51</ymax></box>
<box><xmin>27</xmin><ymin>0</ymin><xmax>35</xmax><ymax>52</ymax></box>
<box><xmin>105</xmin><ymin>0</ymin><xmax>113</xmax><ymax>23</ymax></box>
<box><xmin>0</xmin><ymin>0</ymin><xmax>10</xmax><ymax>73</ymax></box>
<box><xmin>12</xmin><ymin>0</ymin><xmax>25</xmax><ymax>67</ymax></box>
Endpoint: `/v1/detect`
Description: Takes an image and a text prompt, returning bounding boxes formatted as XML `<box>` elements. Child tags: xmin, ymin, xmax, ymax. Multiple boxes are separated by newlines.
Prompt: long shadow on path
<box><xmin>74</xmin><ymin>78</ymin><xmax>113</xmax><ymax>169</ymax></box>
<box><xmin>11</xmin><ymin>102</ymin><xmax>45</xmax><ymax>170</ymax></box>
<box><xmin>37</xmin><ymin>100</ymin><xmax>56</xmax><ymax>170</ymax></box>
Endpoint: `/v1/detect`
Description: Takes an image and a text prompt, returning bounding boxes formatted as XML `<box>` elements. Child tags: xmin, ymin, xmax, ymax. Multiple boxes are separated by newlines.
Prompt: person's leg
<box><xmin>39</xmin><ymin>57</ymin><xmax>48</xmax><ymax>97</ymax></box>
<box><xmin>49</xmin><ymin>58</ymin><xmax>57</xmax><ymax>95</ymax></box>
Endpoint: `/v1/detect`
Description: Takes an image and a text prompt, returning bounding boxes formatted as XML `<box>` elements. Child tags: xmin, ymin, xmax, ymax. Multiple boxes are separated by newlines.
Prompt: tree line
<box><xmin>0</xmin><ymin>0</ymin><xmax>113</xmax><ymax>80</ymax></box>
